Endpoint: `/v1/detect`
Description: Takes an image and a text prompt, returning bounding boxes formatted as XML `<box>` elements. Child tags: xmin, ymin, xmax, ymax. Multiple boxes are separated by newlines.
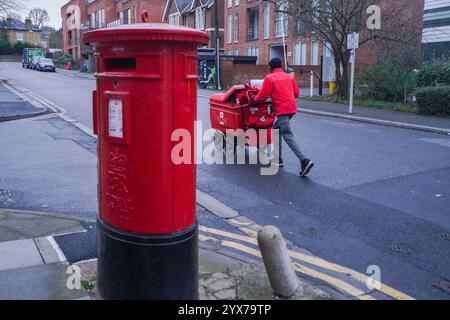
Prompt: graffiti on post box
<box><xmin>106</xmin><ymin>149</ymin><xmax>134</xmax><ymax>220</ymax></box>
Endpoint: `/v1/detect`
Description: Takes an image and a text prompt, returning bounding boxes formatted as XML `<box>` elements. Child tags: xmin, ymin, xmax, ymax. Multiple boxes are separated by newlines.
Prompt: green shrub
<box><xmin>359</xmin><ymin>62</ymin><xmax>417</xmax><ymax>102</ymax></box>
<box><xmin>417</xmin><ymin>60</ymin><xmax>450</xmax><ymax>87</ymax></box>
<box><xmin>415</xmin><ymin>86</ymin><xmax>450</xmax><ymax>116</ymax></box>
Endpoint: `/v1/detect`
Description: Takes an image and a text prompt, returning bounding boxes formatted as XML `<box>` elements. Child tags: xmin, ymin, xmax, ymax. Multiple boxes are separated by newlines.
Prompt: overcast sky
<box><xmin>21</xmin><ymin>0</ymin><xmax>68</xmax><ymax>29</ymax></box>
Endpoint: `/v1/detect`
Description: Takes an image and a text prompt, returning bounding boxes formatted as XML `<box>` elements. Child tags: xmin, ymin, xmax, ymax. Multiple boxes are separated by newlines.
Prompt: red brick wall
<box><xmin>62</xmin><ymin>0</ymin><xmax>167</xmax><ymax>59</ymax></box>
<box><xmin>116</xmin><ymin>0</ymin><xmax>165</xmax><ymax>23</ymax></box>
<box><xmin>61</xmin><ymin>0</ymin><xmax>87</xmax><ymax>60</ymax></box>
<box><xmin>220</xmin><ymin>59</ymin><xmax>321</xmax><ymax>89</ymax></box>
<box><xmin>224</xmin><ymin>0</ymin><xmax>424</xmax><ymax>70</ymax></box>
<box><xmin>87</xmin><ymin>0</ymin><xmax>106</xmax><ymax>20</ymax></box>
<box><xmin>356</xmin><ymin>0</ymin><xmax>425</xmax><ymax>69</ymax></box>
<box><xmin>223</xmin><ymin>1</ymin><xmax>324</xmax><ymax>66</ymax></box>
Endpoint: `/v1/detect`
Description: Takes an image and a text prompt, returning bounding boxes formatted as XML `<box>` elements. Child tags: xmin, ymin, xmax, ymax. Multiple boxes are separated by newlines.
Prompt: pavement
<box><xmin>0</xmin><ymin>209</ymin><xmax>88</xmax><ymax>300</ymax></box>
<box><xmin>1</xmin><ymin>61</ymin><xmax>450</xmax><ymax>300</ymax></box>
<box><xmin>0</xmin><ymin>82</ymin><xmax>49</xmax><ymax>121</ymax></box>
<box><xmin>0</xmin><ymin>207</ymin><xmax>335</xmax><ymax>300</ymax></box>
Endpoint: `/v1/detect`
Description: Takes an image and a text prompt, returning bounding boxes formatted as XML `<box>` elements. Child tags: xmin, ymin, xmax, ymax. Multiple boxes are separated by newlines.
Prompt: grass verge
<box><xmin>302</xmin><ymin>95</ymin><xmax>417</xmax><ymax>113</ymax></box>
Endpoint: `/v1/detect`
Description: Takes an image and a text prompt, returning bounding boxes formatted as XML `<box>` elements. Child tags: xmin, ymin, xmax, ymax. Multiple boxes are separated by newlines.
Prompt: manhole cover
<box><xmin>390</xmin><ymin>244</ymin><xmax>413</xmax><ymax>254</ymax></box>
<box><xmin>438</xmin><ymin>232</ymin><xmax>450</xmax><ymax>241</ymax></box>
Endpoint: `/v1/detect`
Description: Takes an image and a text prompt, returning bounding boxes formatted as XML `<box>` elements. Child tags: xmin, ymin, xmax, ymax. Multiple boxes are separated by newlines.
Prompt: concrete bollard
<box><xmin>257</xmin><ymin>225</ymin><xmax>299</xmax><ymax>297</ymax></box>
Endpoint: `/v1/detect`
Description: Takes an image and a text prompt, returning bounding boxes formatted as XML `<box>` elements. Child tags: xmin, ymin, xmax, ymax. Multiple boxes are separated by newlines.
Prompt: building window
<box><xmin>324</xmin><ymin>42</ymin><xmax>332</xmax><ymax>57</ymax></box>
<box><xmin>295</xmin><ymin>18</ymin><xmax>306</xmax><ymax>34</ymax></box>
<box><xmin>89</xmin><ymin>13</ymin><xmax>96</xmax><ymax>28</ymax></box>
<box><xmin>195</xmin><ymin>7</ymin><xmax>205</xmax><ymax>30</ymax></box>
<box><xmin>235</xmin><ymin>0</ymin><xmax>239</xmax><ymax>6</ymax></box>
<box><xmin>183</xmin><ymin>15</ymin><xmax>190</xmax><ymax>27</ymax></box>
<box><xmin>263</xmin><ymin>3</ymin><xmax>270</xmax><ymax>39</ymax></box>
<box><xmin>227</xmin><ymin>13</ymin><xmax>232</xmax><ymax>43</ymax></box>
<box><xmin>311</xmin><ymin>40</ymin><xmax>319</xmax><ymax>65</ymax></box>
<box><xmin>293</xmin><ymin>42</ymin><xmax>307</xmax><ymax>65</ymax></box>
<box><xmin>98</xmin><ymin>9</ymin><xmax>105</xmax><ymax>28</ymax></box>
<box><xmin>227</xmin><ymin>0</ymin><xmax>232</xmax><ymax>8</ymax></box>
<box><xmin>247</xmin><ymin>7</ymin><xmax>259</xmax><ymax>40</ymax></box>
<box><xmin>16</xmin><ymin>32</ymin><xmax>24</xmax><ymax>42</ymax></box>
<box><xmin>226</xmin><ymin>49</ymin><xmax>232</xmax><ymax>55</ymax></box>
<box><xmin>234</xmin><ymin>47</ymin><xmax>239</xmax><ymax>56</ymax></box>
<box><xmin>246</xmin><ymin>46</ymin><xmax>259</xmax><ymax>64</ymax></box>
<box><xmin>275</xmin><ymin>1</ymin><xmax>288</xmax><ymax>37</ymax></box>
<box><xmin>125</xmin><ymin>9</ymin><xmax>131</xmax><ymax>24</ymax></box>
<box><xmin>234</xmin><ymin>13</ymin><xmax>239</xmax><ymax>42</ymax></box>
<box><xmin>169</xmin><ymin>13</ymin><xmax>180</xmax><ymax>25</ymax></box>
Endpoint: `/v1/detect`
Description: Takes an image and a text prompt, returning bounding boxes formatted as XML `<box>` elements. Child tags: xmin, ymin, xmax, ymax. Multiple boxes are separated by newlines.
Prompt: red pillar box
<box><xmin>84</xmin><ymin>20</ymin><xmax>208</xmax><ymax>300</ymax></box>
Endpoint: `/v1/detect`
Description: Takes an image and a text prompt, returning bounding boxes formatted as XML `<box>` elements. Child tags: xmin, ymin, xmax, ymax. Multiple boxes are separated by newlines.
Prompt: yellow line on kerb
<box><xmin>220</xmin><ymin>240</ymin><xmax>374</xmax><ymax>300</ymax></box>
<box><xmin>199</xmin><ymin>225</ymin><xmax>415</xmax><ymax>300</ymax></box>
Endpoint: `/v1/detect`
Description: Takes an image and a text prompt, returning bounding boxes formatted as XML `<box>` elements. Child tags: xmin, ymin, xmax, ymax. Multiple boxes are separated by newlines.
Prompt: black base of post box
<box><xmin>97</xmin><ymin>218</ymin><xmax>198</xmax><ymax>300</ymax></box>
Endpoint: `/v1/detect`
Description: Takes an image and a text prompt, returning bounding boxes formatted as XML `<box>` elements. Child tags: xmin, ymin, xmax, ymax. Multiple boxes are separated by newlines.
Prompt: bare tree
<box><xmin>0</xmin><ymin>0</ymin><xmax>25</xmax><ymax>19</ymax></box>
<box><xmin>265</xmin><ymin>0</ymin><xmax>420</xmax><ymax>97</ymax></box>
<box><xmin>28</xmin><ymin>7</ymin><xmax>49</xmax><ymax>28</ymax></box>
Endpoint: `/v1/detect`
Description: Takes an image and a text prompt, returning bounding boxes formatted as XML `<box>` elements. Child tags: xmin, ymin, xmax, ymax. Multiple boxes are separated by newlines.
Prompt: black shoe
<box><xmin>300</xmin><ymin>159</ymin><xmax>314</xmax><ymax>177</ymax></box>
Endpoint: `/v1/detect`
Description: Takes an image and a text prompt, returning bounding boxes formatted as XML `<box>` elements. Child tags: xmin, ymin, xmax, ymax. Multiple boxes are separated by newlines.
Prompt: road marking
<box><xmin>46</xmin><ymin>236</ymin><xmax>67</xmax><ymax>263</ymax></box>
<box><xmin>200</xmin><ymin>225</ymin><xmax>414</xmax><ymax>300</ymax></box>
<box><xmin>220</xmin><ymin>240</ymin><xmax>375</xmax><ymax>300</ymax></box>
<box><xmin>199</xmin><ymin>225</ymin><xmax>257</xmax><ymax>245</ymax></box>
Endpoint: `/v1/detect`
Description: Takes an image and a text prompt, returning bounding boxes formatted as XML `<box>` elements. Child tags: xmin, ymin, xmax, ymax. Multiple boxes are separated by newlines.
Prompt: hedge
<box><xmin>417</xmin><ymin>61</ymin><xmax>450</xmax><ymax>87</ymax></box>
<box><xmin>415</xmin><ymin>86</ymin><xmax>450</xmax><ymax>116</ymax></box>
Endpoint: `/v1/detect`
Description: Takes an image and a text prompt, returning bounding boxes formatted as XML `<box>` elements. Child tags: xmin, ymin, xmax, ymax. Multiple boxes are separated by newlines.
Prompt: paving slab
<box><xmin>0</xmin><ymin>210</ymin><xmax>85</xmax><ymax>242</ymax></box>
<box><xmin>0</xmin><ymin>262</ymin><xmax>87</xmax><ymax>300</ymax></box>
<box><xmin>0</xmin><ymin>239</ymin><xmax>43</xmax><ymax>271</ymax></box>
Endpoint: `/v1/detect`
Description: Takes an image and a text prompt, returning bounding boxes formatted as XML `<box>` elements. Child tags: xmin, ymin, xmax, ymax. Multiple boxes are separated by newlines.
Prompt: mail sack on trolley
<box><xmin>209</xmin><ymin>84</ymin><xmax>275</xmax><ymax>152</ymax></box>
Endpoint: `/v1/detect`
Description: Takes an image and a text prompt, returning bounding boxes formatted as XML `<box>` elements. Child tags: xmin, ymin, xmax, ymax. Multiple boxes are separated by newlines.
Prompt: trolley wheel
<box><xmin>213</xmin><ymin>130</ymin><xmax>225</xmax><ymax>151</ymax></box>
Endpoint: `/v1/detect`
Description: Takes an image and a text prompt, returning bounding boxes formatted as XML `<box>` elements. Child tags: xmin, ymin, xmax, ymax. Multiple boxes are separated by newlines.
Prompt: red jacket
<box><xmin>254</xmin><ymin>68</ymin><xmax>300</xmax><ymax>116</ymax></box>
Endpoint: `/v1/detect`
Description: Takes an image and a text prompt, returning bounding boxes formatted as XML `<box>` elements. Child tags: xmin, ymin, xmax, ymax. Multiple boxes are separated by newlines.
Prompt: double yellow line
<box><xmin>199</xmin><ymin>225</ymin><xmax>414</xmax><ymax>300</ymax></box>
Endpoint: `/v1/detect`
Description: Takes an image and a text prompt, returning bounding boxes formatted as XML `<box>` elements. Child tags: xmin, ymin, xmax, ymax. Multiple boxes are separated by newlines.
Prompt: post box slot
<box><xmin>104</xmin><ymin>58</ymin><xmax>136</xmax><ymax>71</ymax></box>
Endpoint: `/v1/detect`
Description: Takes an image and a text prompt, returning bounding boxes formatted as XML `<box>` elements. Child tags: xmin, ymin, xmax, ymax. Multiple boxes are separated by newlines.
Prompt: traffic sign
<box><xmin>347</xmin><ymin>32</ymin><xmax>359</xmax><ymax>50</ymax></box>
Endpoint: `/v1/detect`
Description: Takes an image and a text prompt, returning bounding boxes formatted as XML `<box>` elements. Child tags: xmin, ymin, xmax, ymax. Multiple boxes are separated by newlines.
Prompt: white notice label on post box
<box><xmin>108</xmin><ymin>99</ymin><xmax>123</xmax><ymax>138</ymax></box>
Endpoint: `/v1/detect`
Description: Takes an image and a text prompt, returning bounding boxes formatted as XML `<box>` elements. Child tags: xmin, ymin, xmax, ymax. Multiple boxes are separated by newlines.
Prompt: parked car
<box><xmin>30</xmin><ymin>55</ymin><xmax>41</xmax><ymax>70</ymax></box>
<box><xmin>36</xmin><ymin>58</ymin><xmax>56</xmax><ymax>72</ymax></box>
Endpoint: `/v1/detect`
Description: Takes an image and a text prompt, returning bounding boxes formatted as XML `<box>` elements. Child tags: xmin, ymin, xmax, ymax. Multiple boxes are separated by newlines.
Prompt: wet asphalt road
<box><xmin>0</xmin><ymin>62</ymin><xmax>449</xmax><ymax>299</ymax></box>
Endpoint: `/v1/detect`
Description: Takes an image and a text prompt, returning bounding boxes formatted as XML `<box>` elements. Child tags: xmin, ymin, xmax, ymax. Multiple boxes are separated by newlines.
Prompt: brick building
<box><xmin>162</xmin><ymin>0</ymin><xmax>224</xmax><ymax>48</ymax></box>
<box><xmin>224</xmin><ymin>0</ymin><xmax>328</xmax><ymax>67</ymax></box>
<box><xmin>224</xmin><ymin>0</ymin><xmax>424</xmax><ymax>82</ymax></box>
<box><xmin>61</xmin><ymin>0</ymin><xmax>167</xmax><ymax>61</ymax></box>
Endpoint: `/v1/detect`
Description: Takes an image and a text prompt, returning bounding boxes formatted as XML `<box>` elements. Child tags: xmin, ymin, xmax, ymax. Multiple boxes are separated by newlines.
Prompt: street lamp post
<box><xmin>214</xmin><ymin>0</ymin><xmax>221</xmax><ymax>90</ymax></box>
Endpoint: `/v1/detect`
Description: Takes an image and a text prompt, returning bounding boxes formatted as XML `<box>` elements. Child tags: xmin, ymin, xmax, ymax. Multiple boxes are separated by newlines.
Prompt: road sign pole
<box><xmin>347</xmin><ymin>32</ymin><xmax>359</xmax><ymax>114</ymax></box>
<box><xmin>349</xmin><ymin>50</ymin><xmax>355</xmax><ymax>114</ymax></box>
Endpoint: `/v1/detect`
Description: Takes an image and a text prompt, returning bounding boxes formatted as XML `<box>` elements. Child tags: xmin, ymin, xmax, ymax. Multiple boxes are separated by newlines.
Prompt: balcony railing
<box><xmin>107</xmin><ymin>19</ymin><xmax>122</xmax><ymax>27</ymax></box>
